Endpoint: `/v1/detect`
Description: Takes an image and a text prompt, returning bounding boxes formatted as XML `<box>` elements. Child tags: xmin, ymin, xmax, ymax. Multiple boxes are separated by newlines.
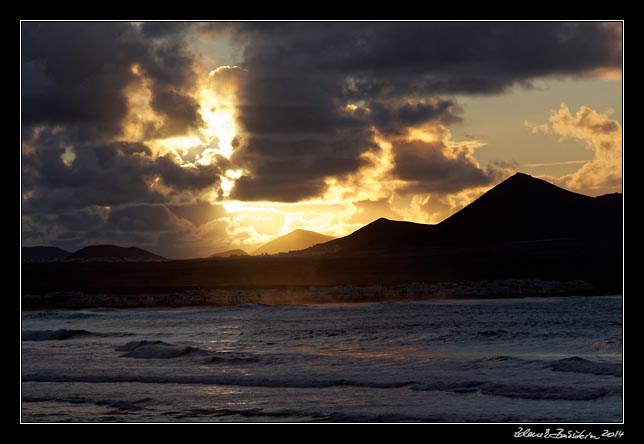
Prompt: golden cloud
<box><xmin>528</xmin><ymin>104</ymin><xmax>622</xmax><ymax>196</ymax></box>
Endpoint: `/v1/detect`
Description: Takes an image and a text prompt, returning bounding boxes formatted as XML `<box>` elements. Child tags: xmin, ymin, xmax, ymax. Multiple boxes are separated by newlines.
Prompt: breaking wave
<box><xmin>22</xmin><ymin>311</ymin><xmax>103</xmax><ymax>320</ymax></box>
<box><xmin>116</xmin><ymin>341</ymin><xmax>204</xmax><ymax>359</ymax></box>
<box><xmin>22</xmin><ymin>396</ymin><xmax>154</xmax><ymax>412</ymax></box>
<box><xmin>545</xmin><ymin>357</ymin><xmax>622</xmax><ymax>377</ymax></box>
<box><xmin>21</xmin><ymin>373</ymin><xmax>619</xmax><ymax>401</ymax></box>
<box><xmin>22</xmin><ymin>329</ymin><xmax>101</xmax><ymax>341</ymax></box>
<box><xmin>202</xmin><ymin>355</ymin><xmax>262</xmax><ymax>365</ymax></box>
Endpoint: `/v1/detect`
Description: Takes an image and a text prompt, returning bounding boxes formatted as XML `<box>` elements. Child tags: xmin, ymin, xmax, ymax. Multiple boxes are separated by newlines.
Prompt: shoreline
<box><xmin>21</xmin><ymin>278</ymin><xmax>607</xmax><ymax>310</ymax></box>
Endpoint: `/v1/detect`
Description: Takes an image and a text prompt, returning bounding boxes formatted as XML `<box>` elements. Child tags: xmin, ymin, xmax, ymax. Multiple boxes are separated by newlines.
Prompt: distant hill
<box><xmin>436</xmin><ymin>172</ymin><xmax>622</xmax><ymax>242</ymax></box>
<box><xmin>304</xmin><ymin>173</ymin><xmax>622</xmax><ymax>256</ymax></box>
<box><xmin>67</xmin><ymin>245</ymin><xmax>166</xmax><ymax>262</ymax></box>
<box><xmin>252</xmin><ymin>229</ymin><xmax>336</xmax><ymax>255</ymax></box>
<box><xmin>308</xmin><ymin>218</ymin><xmax>436</xmax><ymax>255</ymax></box>
<box><xmin>21</xmin><ymin>173</ymin><xmax>623</xmax><ymax>299</ymax></box>
<box><xmin>208</xmin><ymin>249</ymin><xmax>249</xmax><ymax>258</ymax></box>
<box><xmin>22</xmin><ymin>246</ymin><xmax>71</xmax><ymax>262</ymax></box>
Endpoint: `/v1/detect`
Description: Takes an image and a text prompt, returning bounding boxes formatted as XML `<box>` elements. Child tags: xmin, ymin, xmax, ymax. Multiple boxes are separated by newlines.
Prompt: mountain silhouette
<box><xmin>22</xmin><ymin>246</ymin><xmax>71</xmax><ymax>262</ymax></box>
<box><xmin>305</xmin><ymin>173</ymin><xmax>622</xmax><ymax>255</ymax></box>
<box><xmin>208</xmin><ymin>249</ymin><xmax>249</xmax><ymax>258</ymax></box>
<box><xmin>22</xmin><ymin>173</ymin><xmax>623</xmax><ymax>300</ymax></box>
<box><xmin>437</xmin><ymin>172</ymin><xmax>621</xmax><ymax>242</ymax></box>
<box><xmin>67</xmin><ymin>245</ymin><xmax>166</xmax><ymax>261</ymax></box>
<box><xmin>252</xmin><ymin>229</ymin><xmax>336</xmax><ymax>255</ymax></box>
<box><xmin>310</xmin><ymin>218</ymin><xmax>436</xmax><ymax>255</ymax></box>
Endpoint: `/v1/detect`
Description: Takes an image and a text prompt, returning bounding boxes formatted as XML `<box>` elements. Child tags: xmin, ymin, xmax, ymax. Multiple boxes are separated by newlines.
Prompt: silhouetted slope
<box><xmin>438</xmin><ymin>173</ymin><xmax>621</xmax><ymax>242</ymax></box>
<box><xmin>588</xmin><ymin>193</ymin><xmax>623</xmax><ymax>238</ymax></box>
<box><xmin>68</xmin><ymin>245</ymin><xmax>166</xmax><ymax>261</ymax></box>
<box><xmin>22</xmin><ymin>246</ymin><xmax>70</xmax><ymax>261</ymax></box>
<box><xmin>208</xmin><ymin>249</ymin><xmax>249</xmax><ymax>258</ymax></box>
<box><xmin>304</xmin><ymin>173</ymin><xmax>621</xmax><ymax>256</ymax></box>
<box><xmin>252</xmin><ymin>229</ymin><xmax>335</xmax><ymax>255</ymax></box>
<box><xmin>311</xmin><ymin>218</ymin><xmax>436</xmax><ymax>254</ymax></box>
<box><xmin>21</xmin><ymin>173</ymin><xmax>623</xmax><ymax>301</ymax></box>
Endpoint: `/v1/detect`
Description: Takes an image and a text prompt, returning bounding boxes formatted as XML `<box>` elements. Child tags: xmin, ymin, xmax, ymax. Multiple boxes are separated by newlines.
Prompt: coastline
<box><xmin>21</xmin><ymin>238</ymin><xmax>622</xmax><ymax>310</ymax></box>
<box><xmin>22</xmin><ymin>278</ymin><xmax>605</xmax><ymax>310</ymax></box>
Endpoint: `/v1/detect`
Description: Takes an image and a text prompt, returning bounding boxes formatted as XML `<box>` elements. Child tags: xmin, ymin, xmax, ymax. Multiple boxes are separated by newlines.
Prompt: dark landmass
<box><xmin>22</xmin><ymin>278</ymin><xmax>603</xmax><ymax>310</ymax></box>
<box><xmin>299</xmin><ymin>173</ymin><xmax>621</xmax><ymax>256</ymax></box>
<box><xmin>252</xmin><ymin>229</ymin><xmax>336</xmax><ymax>255</ymax></box>
<box><xmin>208</xmin><ymin>249</ymin><xmax>249</xmax><ymax>258</ymax></box>
<box><xmin>22</xmin><ymin>246</ymin><xmax>70</xmax><ymax>262</ymax></box>
<box><xmin>22</xmin><ymin>174</ymin><xmax>622</xmax><ymax>308</ymax></box>
<box><xmin>437</xmin><ymin>173</ymin><xmax>621</xmax><ymax>242</ymax></box>
<box><xmin>22</xmin><ymin>237</ymin><xmax>620</xmax><ymax>297</ymax></box>
<box><xmin>22</xmin><ymin>244</ymin><xmax>167</xmax><ymax>262</ymax></box>
<box><xmin>66</xmin><ymin>245</ymin><xmax>166</xmax><ymax>262</ymax></box>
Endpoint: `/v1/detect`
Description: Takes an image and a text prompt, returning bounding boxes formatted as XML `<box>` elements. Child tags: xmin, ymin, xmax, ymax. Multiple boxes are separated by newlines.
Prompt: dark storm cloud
<box><xmin>367</xmin><ymin>99</ymin><xmax>463</xmax><ymax>134</ymax></box>
<box><xmin>24</xmin><ymin>209</ymin><xmax>106</xmax><ymax>238</ymax></box>
<box><xmin>223</xmin><ymin>21</ymin><xmax>620</xmax><ymax>201</ymax></box>
<box><xmin>155</xmin><ymin>156</ymin><xmax>221</xmax><ymax>190</ymax></box>
<box><xmin>21</xmin><ymin>21</ymin><xmax>201</xmax><ymax>138</ymax></box>
<box><xmin>22</xmin><ymin>21</ymin><xmax>622</xmax><ymax>252</ymax></box>
<box><xmin>392</xmin><ymin>140</ymin><xmax>493</xmax><ymax>193</ymax></box>
<box><xmin>167</xmin><ymin>201</ymin><xmax>226</xmax><ymax>226</ymax></box>
<box><xmin>21</xmin><ymin>22</ymin><xmax>134</xmax><ymax>133</ymax></box>
<box><xmin>140</xmin><ymin>39</ymin><xmax>203</xmax><ymax>135</ymax></box>
<box><xmin>237</xmin><ymin>133</ymin><xmax>375</xmax><ymax>160</ymax></box>
<box><xmin>22</xmin><ymin>139</ymin><xmax>166</xmax><ymax>213</ymax></box>
<box><xmin>224</xmin><ymin>41</ymin><xmax>377</xmax><ymax>200</ymax></box>
<box><xmin>115</xmin><ymin>141</ymin><xmax>153</xmax><ymax>156</ymax></box>
<box><xmin>21</xmin><ymin>22</ymin><xmax>223</xmax><ymax>255</ymax></box>
<box><xmin>139</xmin><ymin>22</ymin><xmax>192</xmax><ymax>38</ymax></box>
<box><xmin>233</xmin><ymin>163</ymin><xmax>328</xmax><ymax>202</ymax></box>
<box><xmin>108</xmin><ymin>205</ymin><xmax>181</xmax><ymax>231</ymax></box>
<box><xmin>150</xmin><ymin>88</ymin><xmax>203</xmax><ymax>135</ymax></box>
<box><xmin>231</xmin><ymin>133</ymin><xmax>373</xmax><ymax>202</ymax></box>
<box><xmin>239</xmin><ymin>103</ymin><xmax>360</xmax><ymax>135</ymax></box>
<box><xmin>235</xmin><ymin>22</ymin><xmax>620</xmax><ymax>96</ymax></box>
<box><xmin>233</xmin><ymin>164</ymin><xmax>326</xmax><ymax>202</ymax></box>
<box><xmin>23</xmin><ymin>137</ymin><xmax>222</xmax><ymax>216</ymax></box>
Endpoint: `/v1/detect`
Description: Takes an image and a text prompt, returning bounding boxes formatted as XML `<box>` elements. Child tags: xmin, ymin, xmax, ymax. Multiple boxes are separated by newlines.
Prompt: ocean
<box><xmin>21</xmin><ymin>295</ymin><xmax>623</xmax><ymax>422</ymax></box>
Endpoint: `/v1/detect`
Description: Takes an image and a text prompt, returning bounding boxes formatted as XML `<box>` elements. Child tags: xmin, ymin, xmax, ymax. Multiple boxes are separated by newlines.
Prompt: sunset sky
<box><xmin>21</xmin><ymin>21</ymin><xmax>623</xmax><ymax>258</ymax></box>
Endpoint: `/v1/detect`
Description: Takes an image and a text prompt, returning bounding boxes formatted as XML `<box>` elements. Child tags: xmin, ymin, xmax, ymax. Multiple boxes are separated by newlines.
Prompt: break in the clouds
<box><xmin>21</xmin><ymin>21</ymin><xmax>622</xmax><ymax>258</ymax></box>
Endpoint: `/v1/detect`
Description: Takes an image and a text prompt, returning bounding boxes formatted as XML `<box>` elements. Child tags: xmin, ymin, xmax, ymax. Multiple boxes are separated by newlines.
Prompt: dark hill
<box><xmin>21</xmin><ymin>173</ymin><xmax>623</xmax><ymax>300</ymax></box>
<box><xmin>310</xmin><ymin>218</ymin><xmax>437</xmax><ymax>255</ymax></box>
<box><xmin>303</xmin><ymin>173</ymin><xmax>621</xmax><ymax>256</ymax></box>
<box><xmin>208</xmin><ymin>249</ymin><xmax>249</xmax><ymax>258</ymax></box>
<box><xmin>68</xmin><ymin>245</ymin><xmax>166</xmax><ymax>261</ymax></box>
<box><xmin>437</xmin><ymin>172</ymin><xmax>621</xmax><ymax>242</ymax></box>
<box><xmin>252</xmin><ymin>229</ymin><xmax>335</xmax><ymax>255</ymax></box>
<box><xmin>22</xmin><ymin>246</ymin><xmax>71</xmax><ymax>262</ymax></box>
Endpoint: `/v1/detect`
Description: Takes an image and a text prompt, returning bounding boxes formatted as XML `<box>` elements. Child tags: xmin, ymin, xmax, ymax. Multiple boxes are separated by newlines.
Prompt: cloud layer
<box><xmin>226</xmin><ymin>21</ymin><xmax>621</xmax><ymax>201</ymax></box>
<box><xmin>21</xmin><ymin>22</ymin><xmax>622</xmax><ymax>257</ymax></box>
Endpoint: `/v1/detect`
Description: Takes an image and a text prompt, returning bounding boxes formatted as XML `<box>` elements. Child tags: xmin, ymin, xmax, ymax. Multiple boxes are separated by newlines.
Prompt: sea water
<box><xmin>21</xmin><ymin>295</ymin><xmax>623</xmax><ymax>422</ymax></box>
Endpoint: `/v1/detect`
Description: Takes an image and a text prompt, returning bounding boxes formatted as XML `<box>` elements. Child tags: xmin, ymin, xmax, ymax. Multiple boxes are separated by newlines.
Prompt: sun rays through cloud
<box><xmin>21</xmin><ymin>21</ymin><xmax>622</xmax><ymax>258</ymax></box>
